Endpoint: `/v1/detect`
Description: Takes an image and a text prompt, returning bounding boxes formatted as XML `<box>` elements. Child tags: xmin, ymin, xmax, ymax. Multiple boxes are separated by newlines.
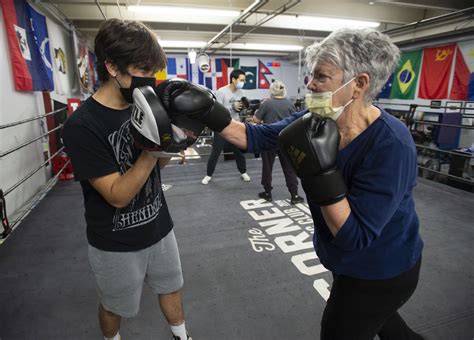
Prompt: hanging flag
<box><xmin>205</xmin><ymin>58</ymin><xmax>223</xmax><ymax>90</ymax></box>
<box><xmin>377</xmin><ymin>73</ymin><xmax>394</xmax><ymax>99</ymax></box>
<box><xmin>241</xmin><ymin>66</ymin><xmax>257</xmax><ymax>90</ymax></box>
<box><xmin>166</xmin><ymin>57</ymin><xmax>189</xmax><ymax>79</ymax></box>
<box><xmin>72</xmin><ymin>29</ymin><xmax>91</xmax><ymax>95</ymax></box>
<box><xmin>449</xmin><ymin>45</ymin><xmax>471</xmax><ymax>100</ymax></box>
<box><xmin>258</xmin><ymin>60</ymin><xmax>273</xmax><ymax>89</ymax></box>
<box><xmin>419</xmin><ymin>44</ymin><xmax>455</xmax><ymax>99</ymax></box>
<box><xmin>199</xmin><ymin>58</ymin><xmax>239</xmax><ymax>90</ymax></box>
<box><xmin>196</xmin><ymin>66</ymin><xmax>205</xmax><ymax>86</ymax></box>
<box><xmin>187</xmin><ymin>63</ymin><xmax>204</xmax><ymax>85</ymax></box>
<box><xmin>1</xmin><ymin>0</ymin><xmax>54</xmax><ymax>91</ymax></box>
<box><xmin>155</xmin><ymin>68</ymin><xmax>167</xmax><ymax>84</ymax></box>
<box><xmin>28</xmin><ymin>5</ymin><xmax>54</xmax><ymax>90</ymax></box>
<box><xmin>453</xmin><ymin>41</ymin><xmax>474</xmax><ymax>100</ymax></box>
<box><xmin>389</xmin><ymin>50</ymin><xmax>422</xmax><ymax>99</ymax></box>
<box><xmin>217</xmin><ymin>58</ymin><xmax>239</xmax><ymax>89</ymax></box>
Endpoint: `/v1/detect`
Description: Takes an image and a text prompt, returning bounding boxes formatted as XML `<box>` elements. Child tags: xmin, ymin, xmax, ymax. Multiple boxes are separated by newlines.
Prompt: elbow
<box><xmin>107</xmin><ymin>182</ymin><xmax>132</xmax><ymax>208</ymax></box>
<box><xmin>108</xmin><ymin>198</ymin><xmax>130</xmax><ymax>209</ymax></box>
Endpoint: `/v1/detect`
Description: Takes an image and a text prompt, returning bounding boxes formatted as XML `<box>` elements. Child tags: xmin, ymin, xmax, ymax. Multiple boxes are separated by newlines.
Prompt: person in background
<box><xmin>169</xmin><ymin>27</ymin><xmax>424</xmax><ymax>340</ymax></box>
<box><xmin>253</xmin><ymin>80</ymin><xmax>304</xmax><ymax>204</ymax></box>
<box><xmin>201</xmin><ymin>69</ymin><xmax>251</xmax><ymax>185</ymax></box>
<box><xmin>62</xmin><ymin>19</ymin><xmax>191</xmax><ymax>340</ymax></box>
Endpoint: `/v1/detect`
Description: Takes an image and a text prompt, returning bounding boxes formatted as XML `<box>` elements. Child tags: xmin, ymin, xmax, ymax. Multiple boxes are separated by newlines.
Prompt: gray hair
<box><xmin>305</xmin><ymin>28</ymin><xmax>400</xmax><ymax>104</ymax></box>
<box><xmin>270</xmin><ymin>80</ymin><xmax>287</xmax><ymax>97</ymax></box>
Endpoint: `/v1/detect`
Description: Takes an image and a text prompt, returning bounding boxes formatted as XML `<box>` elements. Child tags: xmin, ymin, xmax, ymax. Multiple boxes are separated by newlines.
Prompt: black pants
<box><xmin>206</xmin><ymin>133</ymin><xmax>246</xmax><ymax>176</ymax></box>
<box><xmin>321</xmin><ymin>257</ymin><xmax>423</xmax><ymax>340</ymax></box>
<box><xmin>261</xmin><ymin>150</ymin><xmax>299</xmax><ymax>196</ymax></box>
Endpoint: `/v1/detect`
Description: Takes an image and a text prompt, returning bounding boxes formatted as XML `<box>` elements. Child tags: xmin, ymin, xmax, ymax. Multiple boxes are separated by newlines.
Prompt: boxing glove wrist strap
<box><xmin>301</xmin><ymin>170</ymin><xmax>347</xmax><ymax>206</ymax></box>
<box><xmin>204</xmin><ymin>103</ymin><xmax>232</xmax><ymax>132</ymax></box>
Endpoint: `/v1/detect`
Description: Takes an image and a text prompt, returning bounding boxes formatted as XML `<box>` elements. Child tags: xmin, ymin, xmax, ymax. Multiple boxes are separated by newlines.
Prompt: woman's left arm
<box><xmin>220</xmin><ymin>110</ymin><xmax>307</xmax><ymax>152</ymax></box>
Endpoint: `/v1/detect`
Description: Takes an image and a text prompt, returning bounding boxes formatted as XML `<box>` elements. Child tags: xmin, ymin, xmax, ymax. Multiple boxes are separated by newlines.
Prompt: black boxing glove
<box><xmin>241</xmin><ymin>96</ymin><xmax>250</xmax><ymax>109</ymax></box>
<box><xmin>155</xmin><ymin>78</ymin><xmax>232</xmax><ymax>132</ymax></box>
<box><xmin>130</xmin><ymin>86</ymin><xmax>187</xmax><ymax>154</ymax></box>
<box><xmin>278</xmin><ymin>113</ymin><xmax>347</xmax><ymax>205</ymax></box>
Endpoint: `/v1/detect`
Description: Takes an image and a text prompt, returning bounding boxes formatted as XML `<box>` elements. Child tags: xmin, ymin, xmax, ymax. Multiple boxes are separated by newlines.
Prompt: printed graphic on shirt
<box><xmin>108</xmin><ymin>120</ymin><xmax>163</xmax><ymax>231</ymax></box>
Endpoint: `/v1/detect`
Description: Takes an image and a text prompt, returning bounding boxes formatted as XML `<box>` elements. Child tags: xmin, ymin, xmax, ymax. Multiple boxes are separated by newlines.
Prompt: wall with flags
<box><xmin>0</xmin><ymin>2</ymin><xmax>53</xmax><ymax>217</ymax></box>
<box><xmin>377</xmin><ymin>40</ymin><xmax>474</xmax><ymax>148</ymax></box>
<box><xmin>378</xmin><ymin>41</ymin><xmax>474</xmax><ymax>102</ymax></box>
<box><xmin>157</xmin><ymin>54</ymin><xmax>302</xmax><ymax>100</ymax></box>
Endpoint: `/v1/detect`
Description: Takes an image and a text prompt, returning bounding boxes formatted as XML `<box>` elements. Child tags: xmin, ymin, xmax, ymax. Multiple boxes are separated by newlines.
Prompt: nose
<box><xmin>306</xmin><ymin>77</ymin><xmax>317</xmax><ymax>91</ymax></box>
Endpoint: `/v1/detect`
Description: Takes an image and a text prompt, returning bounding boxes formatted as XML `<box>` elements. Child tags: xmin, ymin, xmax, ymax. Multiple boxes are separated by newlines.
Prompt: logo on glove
<box><xmin>161</xmin><ymin>133</ymin><xmax>172</xmax><ymax>143</ymax></box>
<box><xmin>132</xmin><ymin>106</ymin><xmax>144</xmax><ymax>128</ymax></box>
<box><xmin>285</xmin><ymin>145</ymin><xmax>306</xmax><ymax>169</ymax></box>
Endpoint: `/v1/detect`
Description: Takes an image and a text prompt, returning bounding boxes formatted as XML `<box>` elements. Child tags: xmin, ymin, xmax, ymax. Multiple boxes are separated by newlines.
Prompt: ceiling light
<box><xmin>158</xmin><ymin>40</ymin><xmax>207</xmax><ymax>48</ymax></box>
<box><xmin>188</xmin><ymin>49</ymin><xmax>197</xmax><ymax>64</ymax></box>
<box><xmin>263</xmin><ymin>15</ymin><xmax>380</xmax><ymax>32</ymax></box>
<box><xmin>127</xmin><ymin>5</ymin><xmax>240</xmax><ymax>17</ymax></box>
<box><xmin>226</xmin><ymin>43</ymin><xmax>304</xmax><ymax>51</ymax></box>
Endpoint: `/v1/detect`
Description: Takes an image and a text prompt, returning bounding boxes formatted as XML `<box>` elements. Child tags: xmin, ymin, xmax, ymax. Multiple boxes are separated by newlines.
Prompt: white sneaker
<box><xmin>241</xmin><ymin>173</ymin><xmax>251</xmax><ymax>182</ymax></box>
<box><xmin>201</xmin><ymin>176</ymin><xmax>212</xmax><ymax>185</ymax></box>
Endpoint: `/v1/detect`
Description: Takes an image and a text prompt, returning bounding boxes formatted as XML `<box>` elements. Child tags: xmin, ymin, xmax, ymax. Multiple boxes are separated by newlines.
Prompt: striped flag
<box><xmin>1</xmin><ymin>0</ymin><xmax>54</xmax><ymax>91</ymax></box>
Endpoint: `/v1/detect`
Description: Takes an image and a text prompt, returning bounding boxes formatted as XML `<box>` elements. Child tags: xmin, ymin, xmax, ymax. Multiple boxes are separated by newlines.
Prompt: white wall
<box><xmin>166</xmin><ymin>53</ymin><xmax>305</xmax><ymax>101</ymax></box>
<box><xmin>0</xmin><ymin>6</ymin><xmax>49</xmax><ymax>220</ymax></box>
<box><xmin>0</xmin><ymin>5</ymin><xmax>78</xmax><ymax>225</ymax></box>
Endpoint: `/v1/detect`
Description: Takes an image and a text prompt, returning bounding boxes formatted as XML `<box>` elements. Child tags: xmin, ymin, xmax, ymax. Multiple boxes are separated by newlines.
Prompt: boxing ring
<box><xmin>0</xmin><ymin>156</ymin><xmax>472</xmax><ymax>339</ymax></box>
<box><xmin>0</xmin><ymin>107</ymin><xmax>72</xmax><ymax>242</ymax></box>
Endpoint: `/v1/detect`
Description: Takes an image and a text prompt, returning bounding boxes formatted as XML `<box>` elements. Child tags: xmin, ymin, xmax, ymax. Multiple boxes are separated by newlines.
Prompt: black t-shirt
<box><xmin>62</xmin><ymin>97</ymin><xmax>173</xmax><ymax>252</ymax></box>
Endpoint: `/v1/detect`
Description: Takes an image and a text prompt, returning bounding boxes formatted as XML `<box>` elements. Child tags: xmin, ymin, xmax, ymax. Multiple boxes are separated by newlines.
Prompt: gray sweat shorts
<box><xmin>88</xmin><ymin>230</ymin><xmax>183</xmax><ymax>318</ymax></box>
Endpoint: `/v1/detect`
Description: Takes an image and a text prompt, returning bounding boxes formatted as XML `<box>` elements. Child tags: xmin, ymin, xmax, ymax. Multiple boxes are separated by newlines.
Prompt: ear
<box><xmin>105</xmin><ymin>61</ymin><xmax>118</xmax><ymax>78</ymax></box>
<box><xmin>352</xmin><ymin>73</ymin><xmax>370</xmax><ymax>100</ymax></box>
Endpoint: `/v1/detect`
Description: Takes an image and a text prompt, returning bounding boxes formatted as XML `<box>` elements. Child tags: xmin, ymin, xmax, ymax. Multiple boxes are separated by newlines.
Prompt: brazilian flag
<box><xmin>390</xmin><ymin>50</ymin><xmax>422</xmax><ymax>99</ymax></box>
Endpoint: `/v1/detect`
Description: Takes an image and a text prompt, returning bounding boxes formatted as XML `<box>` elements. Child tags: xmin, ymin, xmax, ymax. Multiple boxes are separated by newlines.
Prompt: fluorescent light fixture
<box><xmin>372</xmin><ymin>1</ymin><xmax>456</xmax><ymax>11</ymax></box>
<box><xmin>226</xmin><ymin>43</ymin><xmax>304</xmax><ymax>51</ymax></box>
<box><xmin>159</xmin><ymin>40</ymin><xmax>207</xmax><ymax>48</ymax></box>
<box><xmin>264</xmin><ymin>15</ymin><xmax>379</xmax><ymax>32</ymax></box>
<box><xmin>128</xmin><ymin>5</ymin><xmax>240</xmax><ymax>17</ymax></box>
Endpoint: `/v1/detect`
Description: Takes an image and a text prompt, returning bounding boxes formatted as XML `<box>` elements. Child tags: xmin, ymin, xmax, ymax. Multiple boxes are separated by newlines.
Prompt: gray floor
<box><xmin>0</xmin><ymin>157</ymin><xmax>473</xmax><ymax>340</ymax></box>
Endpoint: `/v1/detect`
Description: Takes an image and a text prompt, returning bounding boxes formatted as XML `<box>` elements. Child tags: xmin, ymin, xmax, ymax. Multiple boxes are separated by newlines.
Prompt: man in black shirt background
<box><xmin>63</xmin><ymin>19</ymin><xmax>191</xmax><ymax>340</ymax></box>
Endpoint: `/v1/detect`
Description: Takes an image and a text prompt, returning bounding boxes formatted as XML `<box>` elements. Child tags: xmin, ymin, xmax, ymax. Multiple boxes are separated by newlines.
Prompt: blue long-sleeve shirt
<box><xmin>245</xmin><ymin>108</ymin><xmax>423</xmax><ymax>280</ymax></box>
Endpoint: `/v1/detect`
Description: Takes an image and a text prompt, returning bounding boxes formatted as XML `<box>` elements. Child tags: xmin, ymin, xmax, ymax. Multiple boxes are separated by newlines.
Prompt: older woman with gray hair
<box><xmin>253</xmin><ymin>80</ymin><xmax>304</xmax><ymax>204</ymax></box>
<box><xmin>167</xmin><ymin>27</ymin><xmax>424</xmax><ymax>339</ymax></box>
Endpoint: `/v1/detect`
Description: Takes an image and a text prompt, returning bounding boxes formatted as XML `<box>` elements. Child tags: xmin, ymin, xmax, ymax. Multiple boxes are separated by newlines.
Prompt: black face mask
<box><xmin>116</xmin><ymin>75</ymin><xmax>156</xmax><ymax>103</ymax></box>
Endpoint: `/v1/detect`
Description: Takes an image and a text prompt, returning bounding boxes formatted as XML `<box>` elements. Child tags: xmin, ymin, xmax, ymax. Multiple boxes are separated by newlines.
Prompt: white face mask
<box><xmin>236</xmin><ymin>81</ymin><xmax>245</xmax><ymax>89</ymax></box>
<box><xmin>305</xmin><ymin>77</ymin><xmax>355</xmax><ymax>120</ymax></box>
